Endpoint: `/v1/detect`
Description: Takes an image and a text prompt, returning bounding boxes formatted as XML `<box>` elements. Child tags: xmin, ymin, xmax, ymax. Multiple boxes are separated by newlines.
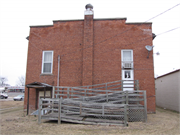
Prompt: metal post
<box><xmin>57</xmin><ymin>55</ymin><xmax>60</xmax><ymax>87</ymax></box>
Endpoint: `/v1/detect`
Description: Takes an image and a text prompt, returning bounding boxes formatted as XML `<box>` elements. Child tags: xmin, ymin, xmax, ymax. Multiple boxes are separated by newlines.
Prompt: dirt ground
<box><xmin>0</xmin><ymin>101</ymin><xmax>179</xmax><ymax>135</ymax></box>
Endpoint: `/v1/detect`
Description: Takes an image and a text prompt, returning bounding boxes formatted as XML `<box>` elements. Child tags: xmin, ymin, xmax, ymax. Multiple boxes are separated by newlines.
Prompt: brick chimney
<box><xmin>82</xmin><ymin>4</ymin><xmax>94</xmax><ymax>86</ymax></box>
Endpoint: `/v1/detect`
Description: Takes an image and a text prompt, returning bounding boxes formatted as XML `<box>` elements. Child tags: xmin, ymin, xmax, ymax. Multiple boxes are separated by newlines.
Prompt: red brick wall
<box><xmin>24</xmin><ymin>16</ymin><xmax>155</xmax><ymax>113</ymax></box>
<box><xmin>92</xmin><ymin>20</ymin><xmax>155</xmax><ymax>112</ymax></box>
<box><xmin>83</xmin><ymin>15</ymin><xmax>94</xmax><ymax>86</ymax></box>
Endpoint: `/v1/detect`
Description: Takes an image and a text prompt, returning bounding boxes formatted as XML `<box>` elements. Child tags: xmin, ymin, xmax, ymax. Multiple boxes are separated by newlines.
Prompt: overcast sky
<box><xmin>0</xmin><ymin>0</ymin><xmax>180</xmax><ymax>86</ymax></box>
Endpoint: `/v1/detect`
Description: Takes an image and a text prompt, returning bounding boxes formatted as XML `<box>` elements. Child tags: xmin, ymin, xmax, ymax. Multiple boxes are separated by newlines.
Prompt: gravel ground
<box><xmin>0</xmin><ymin>101</ymin><xmax>179</xmax><ymax>135</ymax></box>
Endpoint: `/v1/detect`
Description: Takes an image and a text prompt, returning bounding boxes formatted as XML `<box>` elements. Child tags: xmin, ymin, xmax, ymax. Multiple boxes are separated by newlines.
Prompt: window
<box><xmin>121</xmin><ymin>50</ymin><xmax>133</xmax><ymax>61</ymax></box>
<box><xmin>121</xmin><ymin>50</ymin><xmax>133</xmax><ymax>69</ymax></box>
<box><xmin>42</xmin><ymin>51</ymin><xmax>53</xmax><ymax>74</ymax></box>
<box><xmin>122</xmin><ymin>70</ymin><xmax>133</xmax><ymax>80</ymax></box>
<box><xmin>125</xmin><ymin>71</ymin><xmax>131</xmax><ymax>78</ymax></box>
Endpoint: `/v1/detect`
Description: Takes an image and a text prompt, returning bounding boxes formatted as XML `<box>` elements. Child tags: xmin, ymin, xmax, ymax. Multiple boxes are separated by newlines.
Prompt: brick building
<box><xmin>25</xmin><ymin>4</ymin><xmax>156</xmax><ymax>114</ymax></box>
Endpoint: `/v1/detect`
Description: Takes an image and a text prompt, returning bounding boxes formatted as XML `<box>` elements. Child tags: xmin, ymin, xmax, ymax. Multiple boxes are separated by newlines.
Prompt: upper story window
<box><xmin>121</xmin><ymin>50</ymin><xmax>133</xmax><ymax>61</ymax></box>
<box><xmin>121</xmin><ymin>50</ymin><xmax>133</xmax><ymax>69</ymax></box>
<box><xmin>42</xmin><ymin>51</ymin><xmax>53</xmax><ymax>74</ymax></box>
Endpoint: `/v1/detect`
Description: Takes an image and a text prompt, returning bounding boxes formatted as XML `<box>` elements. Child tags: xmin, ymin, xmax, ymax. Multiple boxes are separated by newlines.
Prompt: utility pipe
<box><xmin>57</xmin><ymin>55</ymin><xmax>60</xmax><ymax>87</ymax></box>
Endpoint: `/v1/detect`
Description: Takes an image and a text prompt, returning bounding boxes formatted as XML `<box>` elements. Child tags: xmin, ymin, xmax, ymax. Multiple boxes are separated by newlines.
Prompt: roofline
<box><xmin>53</xmin><ymin>19</ymin><xmax>84</xmax><ymax>22</ymax></box>
<box><xmin>29</xmin><ymin>18</ymin><xmax>152</xmax><ymax>28</ymax></box>
<box><xmin>30</xmin><ymin>25</ymin><xmax>53</xmax><ymax>28</ymax></box>
<box><xmin>126</xmin><ymin>22</ymin><xmax>152</xmax><ymax>24</ymax></box>
<box><xmin>30</xmin><ymin>18</ymin><xmax>128</xmax><ymax>27</ymax></box>
<box><xmin>156</xmin><ymin>69</ymin><xmax>180</xmax><ymax>79</ymax></box>
<box><xmin>94</xmin><ymin>18</ymin><xmax>127</xmax><ymax>21</ymax></box>
<box><xmin>26</xmin><ymin>82</ymin><xmax>52</xmax><ymax>88</ymax></box>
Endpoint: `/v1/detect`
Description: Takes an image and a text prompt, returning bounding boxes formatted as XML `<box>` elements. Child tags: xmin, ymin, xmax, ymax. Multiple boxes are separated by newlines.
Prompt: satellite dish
<box><xmin>145</xmin><ymin>45</ymin><xmax>153</xmax><ymax>52</ymax></box>
<box><xmin>145</xmin><ymin>45</ymin><xmax>154</xmax><ymax>58</ymax></box>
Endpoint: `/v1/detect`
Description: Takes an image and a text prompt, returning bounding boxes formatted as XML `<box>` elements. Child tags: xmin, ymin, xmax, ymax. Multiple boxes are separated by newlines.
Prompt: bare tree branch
<box><xmin>0</xmin><ymin>77</ymin><xmax>8</xmax><ymax>86</ymax></box>
<box><xmin>16</xmin><ymin>76</ymin><xmax>25</xmax><ymax>86</ymax></box>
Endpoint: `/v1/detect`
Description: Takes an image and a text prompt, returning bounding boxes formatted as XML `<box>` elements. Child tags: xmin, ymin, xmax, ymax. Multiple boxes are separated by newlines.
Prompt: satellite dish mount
<box><xmin>145</xmin><ymin>45</ymin><xmax>154</xmax><ymax>58</ymax></box>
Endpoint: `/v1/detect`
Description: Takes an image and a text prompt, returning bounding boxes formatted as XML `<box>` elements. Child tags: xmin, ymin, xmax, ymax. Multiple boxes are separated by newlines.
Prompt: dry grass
<box><xmin>0</xmin><ymin>101</ymin><xmax>180</xmax><ymax>135</ymax></box>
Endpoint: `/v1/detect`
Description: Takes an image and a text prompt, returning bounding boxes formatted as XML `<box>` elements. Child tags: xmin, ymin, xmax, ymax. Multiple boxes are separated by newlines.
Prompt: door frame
<box><xmin>122</xmin><ymin>69</ymin><xmax>134</xmax><ymax>91</ymax></box>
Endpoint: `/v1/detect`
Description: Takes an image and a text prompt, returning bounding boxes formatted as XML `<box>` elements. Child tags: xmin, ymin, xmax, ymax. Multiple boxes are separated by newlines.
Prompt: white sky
<box><xmin>0</xmin><ymin>0</ymin><xmax>180</xmax><ymax>86</ymax></box>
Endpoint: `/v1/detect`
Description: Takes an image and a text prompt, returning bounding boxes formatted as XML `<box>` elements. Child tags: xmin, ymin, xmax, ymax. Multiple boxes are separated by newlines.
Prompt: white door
<box><xmin>122</xmin><ymin>70</ymin><xmax>134</xmax><ymax>91</ymax></box>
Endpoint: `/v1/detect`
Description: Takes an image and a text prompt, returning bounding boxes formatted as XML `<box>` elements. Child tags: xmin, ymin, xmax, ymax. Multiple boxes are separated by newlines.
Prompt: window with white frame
<box><xmin>121</xmin><ymin>50</ymin><xmax>133</xmax><ymax>69</ymax></box>
<box><xmin>121</xmin><ymin>50</ymin><xmax>133</xmax><ymax>61</ymax></box>
<box><xmin>42</xmin><ymin>51</ymin><xmax>53</xmax><ymax>74</ymax></box>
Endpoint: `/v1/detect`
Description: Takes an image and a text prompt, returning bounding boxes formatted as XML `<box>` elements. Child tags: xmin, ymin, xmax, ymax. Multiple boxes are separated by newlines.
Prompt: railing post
<box><xmin>58</xmin><ymin>87</ymin><xmax>60</xmax><ymax>98</ymax></box>
<box><xmin>143</xmin><ymin>91</ymin><xmax>147</xmax><ymax>122</ymax></box>
<box><xmin>71</xmin><ymin>88</ymin><xmax>73</xmax><ymax>98</ymax></box>
<box><xmin>80</xmin><ymin>102</ymin><xmax>82</xmax><ymax>115</ymax></box>
<box><xmin>135</xmin><ymin>80</ymin><xmax>139</xmax><ymax>90</ymax></box>
<box><xmin>38</xmin><ymin>98</ymin><xmax>42</xmax><ymax>124</ymax></box>
<box><xmin>126</xmin><ymin>91</ymin><xmax>129</xmax><ymax>104</ymax></box>
<box><xmin>52</xmin><ymin>100</ymin><xmax>54</xmax><ymax>113</ymax></box>
<box><xmin>52</xmin><ymin>86</ymin><xmax>55</xmax><ymax>98</ymax></box>
<box><xmin>70</xmin><ymin>88</ymin><xmax>71</xmax><ymax>98</ymax></box>
<box><xmin>67</xmin><ymin>88</ymin><xmax>69</xmax><ymax>99</ymax></box>
<box><xmin>121</xmin><ymin>80</ymin><xmax>124</xmax><ymax>91</ymax></box>
<box><xmin>122</xmin><ymin>91</ymin><xmax>125</xmax><ymax>104</ymax></box>
<box><xmin>85</xmin><ymin>89</ymin><xmax>87</xmax><ymax>97</ymax></box>
<box><xmin>137</xmin><ymin>80</ymin><xmax>139</xmax><ymax>90</ymax></box>
<box><xmin>55</xmin><ymin>87</ymin><xmax>58</xmax><ymax>98</ymax></box>
<box><xmin>87</xmin><ymin>87</ymin><xmax>89</xmax><ymax>97</ymax></box>
<box><xmin>124</xmin><ymin>104</ymin><xmax>128</xmax><ymax>127</ymax></box>
<box><xmin>58</xmin><ymin>99</ymin><xmax>61</xmax><ymax>124</ymax></box>
<box><xmin>106</xmin><ymin>83</ymin><xmax>108</xmax><ymax>102</ymax></box>
<box><xmin>102</xmin><ymin>104</ymin><xmax>104</xmax><ymax>116</ymax></box>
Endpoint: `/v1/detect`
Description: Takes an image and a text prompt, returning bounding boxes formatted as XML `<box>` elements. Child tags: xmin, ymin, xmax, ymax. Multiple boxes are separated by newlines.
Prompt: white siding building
<box><xmin>155</xmin><ymin>69</ymin><xmax>180</xmax><ymax>112</ymax></box>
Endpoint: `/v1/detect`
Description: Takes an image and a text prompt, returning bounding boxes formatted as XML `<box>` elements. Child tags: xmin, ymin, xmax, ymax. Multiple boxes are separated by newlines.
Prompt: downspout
<box><xmin>55</xmin><ymin>55</ymin><xmax>60</xmax><ymax>98</ymax></box>
<box><xmin>57</xmin><ymin>55</ymin><xmax>60</xmax><ymax>87</ymax></box>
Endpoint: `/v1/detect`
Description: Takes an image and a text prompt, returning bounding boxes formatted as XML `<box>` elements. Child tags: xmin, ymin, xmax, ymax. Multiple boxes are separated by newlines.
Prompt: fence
<box><xmin>38</xmin><ymin>80</ymin><xmax>147</xmax><ymax>126</ymax></box>
<box><xmin>53</xmin><ymin>80</ymin><xmax>139</xmax><ymax>99</ymax></box>
<box><xmin>38</xmin><ymin>98</ymin><xmax>128</xmax><ymax>126</ymax></box>
<box><xmin>79</xmin><ymin>80</ymin><xmax>139</xmax><ymax>91</ymax></box>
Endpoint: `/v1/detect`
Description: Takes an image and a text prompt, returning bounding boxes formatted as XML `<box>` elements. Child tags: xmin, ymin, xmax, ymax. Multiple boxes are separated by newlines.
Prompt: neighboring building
<box><xmin>155</xmin><ymin>69</ymin><xmax>180</xmax><ymax>112</ymax></box>
<box><xmin>25</xmin><ymin>4</ymin><xmax>156</xmax><ymax>113</ymax></box>
<box><xmin>7</xmin><ymin>86</ymin><xmax>25</xmax><ymax>93</ymax></box>
<box><xmin>0</xmin><ymin>87</ymin><xmax>6</xmax><ymax>92</ymax></box>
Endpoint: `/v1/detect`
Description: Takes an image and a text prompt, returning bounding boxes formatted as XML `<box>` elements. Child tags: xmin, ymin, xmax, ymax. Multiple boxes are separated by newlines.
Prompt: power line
<box><xmin>28</xmin><ymin>3</ymin><xmax>180</xmax><ymax>61</ymax></box>
<box><xmin>145</xmin><ymin>3</ymin><xmax>180</xmax><ymax>22</ymax></box>
<box><xmin>156</xmin><ymin>27</ymin><xmax>180</xmax><ymax>36</ymax></box>
<box><xmin>60</xmin><ymin>3</ymin><xmax>180</xmax><ymax>58</ymax></box>
<box><xmin>60</xmin><ymin>26</ymin><xmax>180</xmax><ymax>62</ymax></box>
